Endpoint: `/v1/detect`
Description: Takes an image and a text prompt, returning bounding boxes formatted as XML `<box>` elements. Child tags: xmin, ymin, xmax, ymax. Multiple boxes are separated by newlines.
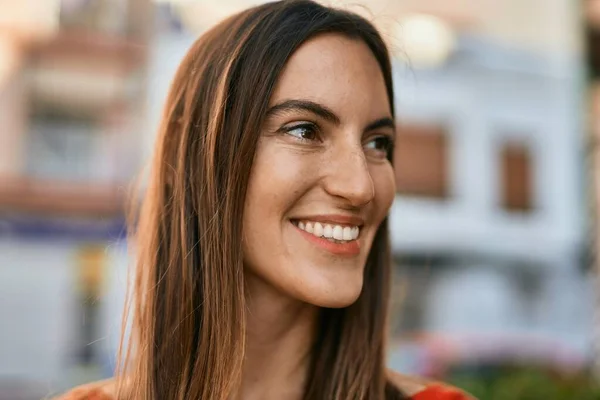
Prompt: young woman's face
<box><xmin>242</xmin><ymin>34</ymin><xmax>395</xmax><ymax>308</ymax></box>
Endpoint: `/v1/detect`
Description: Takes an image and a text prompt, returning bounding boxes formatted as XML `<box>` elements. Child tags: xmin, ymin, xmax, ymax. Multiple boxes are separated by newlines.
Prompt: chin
<box><xmin>298</xmin><ymin>276</ymin><xmax>364</xmax><ymax>309</ymax></box>
<box><xmin>317</xmin><ymin>294</ymin><xmax>361</xmax><ymax>309</ymax></box>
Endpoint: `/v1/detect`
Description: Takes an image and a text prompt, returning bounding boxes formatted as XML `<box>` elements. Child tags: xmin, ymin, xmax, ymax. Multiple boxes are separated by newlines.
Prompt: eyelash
<box><xmin>364</xmin><ymin>135</ymin><xmax>394</xmax><ymax>156</ymax></box>
<box><xmin>281</xmin><ymin>122</ymin><xmax>394</xmax><ymax>157</ymax></box>
<box><xmin>283</xmin><ymin>122</ymin><xmax>319</xmax><ymax>142</ymax></box>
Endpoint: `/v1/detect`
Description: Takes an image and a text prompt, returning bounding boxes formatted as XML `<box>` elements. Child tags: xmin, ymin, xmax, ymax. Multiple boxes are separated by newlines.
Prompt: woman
<box><xmin>59</xmin><ymin>1</ymin><xmax>473</xmax><ymax>399</ymax></box>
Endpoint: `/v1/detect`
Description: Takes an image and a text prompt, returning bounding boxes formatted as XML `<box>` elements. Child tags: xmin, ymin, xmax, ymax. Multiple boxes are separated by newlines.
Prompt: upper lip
<box><xmin>291</xmin><ymin>214</ymin><xmax>365</xmax><ymax>227</ymax></box>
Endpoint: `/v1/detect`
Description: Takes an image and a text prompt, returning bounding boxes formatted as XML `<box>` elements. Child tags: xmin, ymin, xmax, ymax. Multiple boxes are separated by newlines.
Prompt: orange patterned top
<box><xmin>57</xmin><ymin>382</ymin><xmax>473</xmax><ymax>400</ymax></box>
<box><xmin>412</xmin><ymin>384</ymin><xmax>473</xmax><ymax>399</ymax></box>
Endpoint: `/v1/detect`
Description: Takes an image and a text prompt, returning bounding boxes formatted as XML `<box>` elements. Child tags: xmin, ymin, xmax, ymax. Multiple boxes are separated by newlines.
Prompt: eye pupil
<box><xmin>367</xmin><ymin>136</ymin><xmax>392</xmax><ymax>153</ymax></box>
<box><xmin>287</xmin><ymin>124</ymin><xmax>316</xmax><ymax>140</ymax></box>
<box><xmin>299</xmin><ymin>127</ymin><xmax>312</xmax><ymax>139</ymax></box>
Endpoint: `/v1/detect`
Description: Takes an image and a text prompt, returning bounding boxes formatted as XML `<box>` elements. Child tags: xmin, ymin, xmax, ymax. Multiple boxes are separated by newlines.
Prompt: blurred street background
<box><xmin>0</xmin><ymin>0</ymin><xmax>598</xmax><ymax>398</ymax></box>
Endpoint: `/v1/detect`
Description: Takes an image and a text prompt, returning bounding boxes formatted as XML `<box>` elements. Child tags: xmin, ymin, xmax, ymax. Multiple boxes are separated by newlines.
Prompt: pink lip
<box><xmin>291</xmin><ymin>214</ymin><xmax>364</xmax><ymax>227</ymax></box>
<box><xmin>292</xmin><ymin>223</ymin><xmax>361</xmax><ymax>257</ymax></box>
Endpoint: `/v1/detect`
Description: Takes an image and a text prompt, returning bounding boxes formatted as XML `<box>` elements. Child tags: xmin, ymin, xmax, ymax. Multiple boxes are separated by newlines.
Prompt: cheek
<box><xmin>244</xmin><ymin>144</ymin><xmax>313</xmax><ymax>223</ymax></box>
<box><xmin>242</xmin><ymin>142</ymin><xmax>317</xmax><ymax>257</ymax></box>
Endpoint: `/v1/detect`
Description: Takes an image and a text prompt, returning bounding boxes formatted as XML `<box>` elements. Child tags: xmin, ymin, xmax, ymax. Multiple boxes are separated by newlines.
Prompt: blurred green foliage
<box><xmin>449</xmin><ymin>366</ymin><xmax>600</xmax><ymax>400</ymax></box>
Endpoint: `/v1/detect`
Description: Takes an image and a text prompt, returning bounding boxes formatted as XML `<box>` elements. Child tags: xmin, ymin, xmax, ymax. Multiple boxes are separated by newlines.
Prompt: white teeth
<box><xmin>332</xmin><ymin>226</ymin><xmax>343</xmax><ymax>240</ymax></box>
<box><xmin>305</xmin><ymin>222</ymin><xmax>313</xmax><ymax>233</ymax></box>
<box><xmin>314</xmin><ymin>222</ymin><xmax>324</xmax><ymax>237</ymax></box>
<box><xmin>295</xmin><ymin>220</ymin><xmax>360</xmax><ymax>242</ymax></box>
<box><xmin>342</xmin><ymin>226</ymin><xmax>352</xmax><ymax>240</ymax></box>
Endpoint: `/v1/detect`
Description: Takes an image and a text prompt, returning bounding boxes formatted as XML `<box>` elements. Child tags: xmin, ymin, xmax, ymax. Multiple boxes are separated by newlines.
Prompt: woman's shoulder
<box><xmin>52</xmin><ymin>379</ymin><xmax>116</xmax><ymax>400</ymax></box>
<box><xmin>387</xmin><ymin>369</ymin><xmax>476</xmax><ymax>400</ymax></box>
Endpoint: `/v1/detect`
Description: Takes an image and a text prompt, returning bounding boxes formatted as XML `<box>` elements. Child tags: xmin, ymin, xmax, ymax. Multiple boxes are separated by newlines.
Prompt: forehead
<box><xmin>270</xmin><ymin>33</ymin><xmax>391</xmax><ymax>119</ymax></box>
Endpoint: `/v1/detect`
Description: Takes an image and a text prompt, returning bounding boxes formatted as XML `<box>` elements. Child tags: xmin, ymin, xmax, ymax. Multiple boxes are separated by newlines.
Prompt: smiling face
<box><xmin>242</xmin><ymin>33</ymin><xmax>396</xmax><ymax>308</ymax></box>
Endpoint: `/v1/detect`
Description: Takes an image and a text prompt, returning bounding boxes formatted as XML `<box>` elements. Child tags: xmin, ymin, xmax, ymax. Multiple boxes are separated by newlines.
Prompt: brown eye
<box><xmin>284</xmin><ymin>123</ymin><xmax>319</xmax><ymax>141</ymax></box>
<box><xmin>364</xmin><ymin>135</ymin><xmax>393</xmax><ymax>156</ymax></box>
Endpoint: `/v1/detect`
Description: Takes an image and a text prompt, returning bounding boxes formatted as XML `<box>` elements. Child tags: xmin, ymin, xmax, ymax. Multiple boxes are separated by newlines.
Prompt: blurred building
<box><xmin>0</xmin><ymin>0</ymin><xmax>593</xmax><ymax>395</ymax></box>
<box><xmin>385</xmin><ymin>0</ymin><xmax>591</xmax><ymax>377</ymax></box>
<box><xmin>0</xmin><ymin>0</ymin><xmax>150</xmax><ymax>394</ymax></box>
<box><xmin>586</xmin><ymin>0</ymin><xmax>600</xmax><ymax>377</ymax></box>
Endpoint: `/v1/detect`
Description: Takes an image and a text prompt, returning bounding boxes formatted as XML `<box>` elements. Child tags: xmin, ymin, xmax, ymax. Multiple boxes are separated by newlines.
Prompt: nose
<box><xmin>322</xmin><ymin>143</ymin><xmax>375</xmax><ymax>207</ymax></box>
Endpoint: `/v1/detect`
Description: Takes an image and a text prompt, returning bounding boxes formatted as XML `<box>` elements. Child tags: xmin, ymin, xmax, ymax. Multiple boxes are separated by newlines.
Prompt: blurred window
<box><xmin>587</xmin><ymin>25</ymin><xmax>600</xmax><ymax>79</ymax></box>
<box><xmin>394</xmin><ymin>124</ymin><xmax>449</xmax><ymax>198</ymax></box>
<box><xmin>60</xmin><ymin>0</ymin><xmax>130</xmax><ymax>37</ymax></box>
<box><xmin>500</xmin><ymin>142</ymin><xmax>534</xmax><ymax>212</ymax></box>
<box><xmin>26</xmin><ymin>112</ymin><xmax>98</xmax><ymax>182</ymax></box>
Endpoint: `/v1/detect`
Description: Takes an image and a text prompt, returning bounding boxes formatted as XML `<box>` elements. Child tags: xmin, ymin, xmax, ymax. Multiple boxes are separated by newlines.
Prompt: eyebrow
<box><xmin>266</xmin><ymin>98</ymin><xmax>395</xmax><ymax>133</ymax></box>
<box><xmin>266</xmin><ymin>99</ymin><xmax>340</xmax><ymax>125</ymax></box>
<box><xmin>365</xmin><ymin>117</ymin><xmax>396</xmax><ymax>133</ymax></box>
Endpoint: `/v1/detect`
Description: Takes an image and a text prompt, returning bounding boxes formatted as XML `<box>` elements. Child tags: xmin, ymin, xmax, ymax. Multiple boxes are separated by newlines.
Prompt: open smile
<box><xmin>291</xmin><ymin>219</ymin><xmax>361</xmax><ymax>256</ymax></box>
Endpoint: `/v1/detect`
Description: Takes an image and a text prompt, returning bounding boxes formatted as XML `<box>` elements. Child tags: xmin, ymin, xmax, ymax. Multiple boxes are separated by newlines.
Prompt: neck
<box><xmin>236</xmin><ymin>274</ymin><xmax>319</xmax><ymax>400</ymax></box>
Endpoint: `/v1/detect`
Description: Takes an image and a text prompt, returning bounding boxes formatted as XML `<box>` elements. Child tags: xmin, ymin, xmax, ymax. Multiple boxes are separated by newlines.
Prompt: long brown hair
<box><xmin>117</xmin><ymin>1</ymin><xmax>403</xmax><ymax>399</ymax></box>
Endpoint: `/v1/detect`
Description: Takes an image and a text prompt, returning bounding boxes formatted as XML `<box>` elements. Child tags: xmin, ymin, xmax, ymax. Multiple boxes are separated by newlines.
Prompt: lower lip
<box><xmin>293</xmin><ymin>223</ymin><xmax>360</xmax><ymax>256</ymax></box>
